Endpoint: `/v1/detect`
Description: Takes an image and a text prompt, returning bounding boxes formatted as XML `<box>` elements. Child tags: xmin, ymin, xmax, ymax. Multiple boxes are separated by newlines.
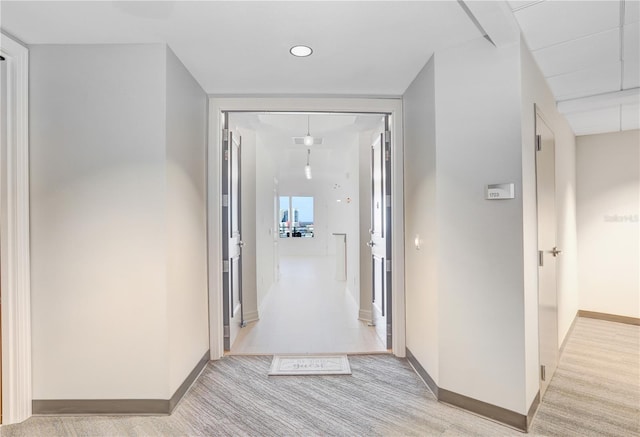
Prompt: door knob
<box><xmin>366</xmin><ymin>240</ymin><xmax>375</xmax><ymax>248</ymax></box>
<box><xmin>239</xmin><ymin>241</ymin><xmax>245</xmax><ymax>248</ymax></box>
<box><xmin>551</xmin><ymin>246</ymin><xmax>562</xmax><ymax>257</ymax></box>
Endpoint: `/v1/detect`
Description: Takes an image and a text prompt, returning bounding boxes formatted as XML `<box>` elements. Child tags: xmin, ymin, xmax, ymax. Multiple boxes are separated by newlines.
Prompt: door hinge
<box><xmin>386</xmin><ymin>259</ymin><xmax>392</xmax><ymax>272</ymax></box>
<box><xmin>540</xmin><ymin>364</ymin><xmax>546</xmax><ymax>381</ymax></box>
<box><xmin>223</xmin><ymin>325</ymin><xmax>230</xmax><ymax>338</ymax></box>
<box><xmin>222</xmin><ymin>194</ymin><xmax>229</xmax><ymax>207</ymax></box>
<box><xmin>386</xmin><ymin>194</ymin><xmax>391</xmax><ymax>207</ymax></box>
<box><xmin>538</xmin><ymin>250</ymin><xmax>544</xmax><ymax>267</ymax></box>
<box><xmin>222</xmin><ymin>128</ymin><xmax>229</xmax><ymax>140</ymax></box>
<box><xmin>384</xmin><ymin>130</ymin><xmax>391</xmax><ymax>144</ymax></box>
<box><xmin>222</xmin><ymin>260</ymin><xmax>230</xmax><ymax>273</ymax></box>
<box><xmin>536</xmin><ymin>134</ymin><xmax>542</xmax><ymax>151</ymax></box>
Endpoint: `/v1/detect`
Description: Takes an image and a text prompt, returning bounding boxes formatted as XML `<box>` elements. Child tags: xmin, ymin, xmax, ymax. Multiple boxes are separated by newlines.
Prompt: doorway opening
<box><xmin>0</xmin><ymin>34</ymin><xmax>32</xmax><ymax>425</ymax></box>
<box><xmin>207</xmin><ymin>99</ymin><xmax>405</xmax><ymax>360</ymax></box>
<box><xmin>222</xmin><ymin>112</ymin><xmax>390</xmax><ymax>355</ymax></box>
<box><xmin>0</xmin><ymin>48</ymin><xmax>6</xmax><ymax>426</ymax></box>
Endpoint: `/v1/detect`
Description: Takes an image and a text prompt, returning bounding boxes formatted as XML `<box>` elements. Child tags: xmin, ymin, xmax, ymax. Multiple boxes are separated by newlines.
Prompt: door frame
<box><xmin>207</xmin><ymin>97</ymin><xmax>405</xmax><ymax>359</ymax></box>
<box><xmin>0</xmin><ymin>32</ymin><xmax>32</xmax><ymax>424</ymax></box>
<box><xmin>533</xmin><ymin>105</ymin><xmax>559</xmax><ymax>397</ymax></box>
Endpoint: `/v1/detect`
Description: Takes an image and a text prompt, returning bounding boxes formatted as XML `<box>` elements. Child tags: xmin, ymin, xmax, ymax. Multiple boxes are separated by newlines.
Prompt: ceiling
<box><xmin>0</xmin><ymin>1</ymin><xmax>481</xmax><ymax>96</ymax></box>
<box><xmin>2</xmin><ymin>1</ymin><xmax>638</xmax><ymax>137</ymax></box>
<box><xmin>229</xmin><ymin>112</ymin><xmax>383</xmax><ymax>180</ymax></box>
<box><xmin>510</xmin><ymin>0</ymin><xmax>640</xmax><ymax>135</ymax></box>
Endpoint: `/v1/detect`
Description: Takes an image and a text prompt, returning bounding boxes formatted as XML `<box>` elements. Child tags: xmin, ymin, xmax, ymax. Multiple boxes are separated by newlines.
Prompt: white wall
<box><xmin>577</xmin><ymin>130</ymin><xmax>639</xmax><ymax>318</ymax></box>
<box><xmin>344</xmin><ymin>140</ymin><xmax>361</xmax><ymax>303</ymax></box>
<box><xmin>30</xmin><ymin>44</ymin><xmax>169</xmax><ymax>399</ymax></box>
<box><xmin>435</xmin><ymin>38</ymin><xmax>527</xmax><ymax>415</ymax></box>
<box><xmin>235</xmin><ymin>126</ymin><xmax>259</xmax><ymax>322</ymax></box>
<box><xmin>255</xmin><ymin>132</ymin><xmax>277</xmax><ymax>312</ymax></box>
<box><xmin>30</xmin><ymin>44</ymin><xmax>208</xmax><ymax>401</ymax></box>
<box><xmin>358</xmin><ymin>131</ymin><xmax>373</xmax><ymax>321</ymax></box>
<box><xmin>324</xmin><ymin>139</ymin><xmax>360</xmax><ymax>304</ymax></box>
<box><xmin>520</xmin><ymin>38</ymin><xmax>578</xmax><ymax>407</ymax></box>
<box><xmin>403</xmin><ymin>56</ymin><xmax>439</xmax><ymax>382</ymax></box>
<box><xmin>165</xmin><ymin>47</ymin><xmax>209</xmax><ymax>395</ymax></box>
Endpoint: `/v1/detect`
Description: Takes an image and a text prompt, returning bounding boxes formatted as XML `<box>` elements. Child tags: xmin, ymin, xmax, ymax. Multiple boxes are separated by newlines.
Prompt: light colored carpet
<box><xmin>529</xmin><ymin>317</ymin><xmax>640</xmax><ymax>437</ymax></box>
<box><xmin>1</xmin><ymin>317</ymin><xmax>638</xmax><ymax>436</ymax></box>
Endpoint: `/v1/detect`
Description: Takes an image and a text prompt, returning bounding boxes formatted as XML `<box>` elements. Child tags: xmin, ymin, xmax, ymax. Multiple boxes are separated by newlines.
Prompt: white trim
<box><xmin>0</xmin><ymin>33</ymin><xmax>32</xmax><ymax>424</ymax></box>
<box><xmin>207</xmin><ymin>97</ymin><xmax>406</xmax><ymax>360</ymax></box>
<box><xmin>243</xmin><ymin>310</ymin><xmax>259</xmax><ymax>323</ymax></box>
<box><xmin>358</xmin><ymin>310</ymin><xmax>373</xmax><ymax>323</ymax></box>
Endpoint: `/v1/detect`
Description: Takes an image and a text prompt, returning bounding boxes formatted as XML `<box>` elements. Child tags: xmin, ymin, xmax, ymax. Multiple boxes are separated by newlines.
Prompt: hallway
<box><xmin>230</xmin><ymin>255</ymin><xmax>386</xmax><ymax>355</ymax></box>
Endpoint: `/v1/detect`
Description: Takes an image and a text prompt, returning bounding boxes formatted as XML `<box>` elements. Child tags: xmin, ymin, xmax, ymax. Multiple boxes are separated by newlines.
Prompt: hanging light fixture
<box><xmin>303</xmin><ymin>115</ymin><xmax>314</xmax><ymax>146</ymax></box>
<box><xmin>304</xmin><ymin>149</ymin><xmax>312</xmax><ymax>180</ymax></box>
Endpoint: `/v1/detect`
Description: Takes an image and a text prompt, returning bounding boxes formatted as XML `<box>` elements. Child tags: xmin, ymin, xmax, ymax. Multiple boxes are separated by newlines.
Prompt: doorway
<box><xmin>535</xmin><ymin>108</ymin><xmax>560</xmax><ymax>397</ymax></box>
<box><xmin>0</xmin><ymin>34</ymin><xmax>32</xmax><ymax>425</ymax></box>
<box><xmin>222</xmin><ymin>112</ymin><xmax>390</xmax><ymax>355</ymax></box>
<box><xmin>0</xmin><ymin>50</ymin><xmax>6</xmax><ymax>426</ymax></box>
<box><xmin>207</xmin><ymin>98</ymin><xmax>405</xmax><ymax>360</ymax></box>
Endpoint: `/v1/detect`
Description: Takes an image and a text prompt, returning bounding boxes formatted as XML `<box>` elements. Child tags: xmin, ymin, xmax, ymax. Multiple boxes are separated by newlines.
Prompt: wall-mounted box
<box><xmin>486</xmin><ymin>183</ymin><xmax>515</xmax><ymax>200</ymax></box>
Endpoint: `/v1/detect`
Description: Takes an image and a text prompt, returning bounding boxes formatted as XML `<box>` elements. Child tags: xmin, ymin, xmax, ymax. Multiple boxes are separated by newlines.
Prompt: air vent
<box><xmin>292</xmin><ymin>137</ymin><xmax>323</xmax><ymax>145</ymax></box>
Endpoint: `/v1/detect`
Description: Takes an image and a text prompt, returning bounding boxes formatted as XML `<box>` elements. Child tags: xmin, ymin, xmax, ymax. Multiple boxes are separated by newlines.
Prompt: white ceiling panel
<box><xmin>514</xmin><ymin>1</ymin><xmax>620</xmax><ymax>50</ymax></box>
<box><xmin>508</xmin><ymin>1</ymin><xmax>544</xmax><ymax>11</ymax></box>
<box><xmin>624</xmin><ymin>59</ymin><xmax>640</xmax><ymax>88</ymax></box>
<box><xmin>624</xmin><ymin>21</ymin><xmax>640</xmax><ymax>62</ymax></box>
<box><xmin>533</xmin><ymin>28</ymin><xmax>620</xmax><ymax>78</ymax></box>
<box><xmin>548</xmin><ymin>62</ymin><xmax>621</xmax><ymax>101</ymax></box>
<box><xmin>625</xmin><ymin>0</ymin><xmax>640</xmax><ymax>24</ymax></box>
<box><xmin>565</xmin><ymin>106</ymin><xmax>621</xmax><ymax>136</ymax></box>
<box><xmin>623</xmin><ymin>22</ymin><xmax>640</xmax><ymax>88</ymax></box>
<box><xmin>621</xmin><ymin>103</ymin><xmax>640</xmax><ymax>130</ymax></box>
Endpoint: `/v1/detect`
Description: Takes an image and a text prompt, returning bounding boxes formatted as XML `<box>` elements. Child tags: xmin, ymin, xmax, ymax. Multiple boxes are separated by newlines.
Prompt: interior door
<box><xmin>369</xmin><ymin>116</ymin><xmax>392</xmax><ymax>349</ymax></box>
<box><xmin>535</xmin><ymin>111</ymin><xmax>559</xmax><ymax>397</ymax></box>
<box><xmin>222</xmin><ymin>118</ymin><xmax>244</xmax><ymax>351</ymax></box>
<box><xmin>0</xmin><ymin>54</ymin><xmax>6</xmax><ymax>425</ymax></box>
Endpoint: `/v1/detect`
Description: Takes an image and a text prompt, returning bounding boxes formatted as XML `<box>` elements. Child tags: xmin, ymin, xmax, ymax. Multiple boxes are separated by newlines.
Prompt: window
<box><xmin>279</xmin><ymin>196</ymin><xmax>314</xmax><ymax>238</ymax></box>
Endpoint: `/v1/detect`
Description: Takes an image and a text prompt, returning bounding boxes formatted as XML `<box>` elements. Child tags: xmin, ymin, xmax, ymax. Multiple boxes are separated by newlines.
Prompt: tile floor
<box><xmin>229</xmin><ymin>255</ymin><xmax>387</xmax><ymax>355</ymax></box>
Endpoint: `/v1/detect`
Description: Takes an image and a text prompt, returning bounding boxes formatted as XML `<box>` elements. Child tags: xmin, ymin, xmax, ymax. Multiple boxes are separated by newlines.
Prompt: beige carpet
<box><xmin>2</xmin><ymin>317</ymin><xmax>638</xmax><ymax>436</ymax></box>
<box><xmin>529</xmin><ymin>317</ymin><xmax>640</xmax><ymax>436</ymax></box>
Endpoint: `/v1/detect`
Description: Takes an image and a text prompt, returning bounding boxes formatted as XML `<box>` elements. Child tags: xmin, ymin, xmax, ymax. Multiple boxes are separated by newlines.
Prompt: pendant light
<box><xmin>303</xmin><ymin>115</ymin><xmax>314</xmax><ymax>146</ymax></box>
<box><xmin>304</xmin><ymin>149</ymin><xmax>312</xmax><ymax>180</ymax></box>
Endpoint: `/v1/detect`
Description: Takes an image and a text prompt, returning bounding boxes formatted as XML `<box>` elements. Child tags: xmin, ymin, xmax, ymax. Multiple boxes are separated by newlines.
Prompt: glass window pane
<box><xmin>279</xmin><ymin>196</ymin><xmax>290</xmax><ymax>238</ymax></box>
<box><xmin>291</xmin><ymin>196</ymin><xmax>314</xmax><ymax>238</ymax></box>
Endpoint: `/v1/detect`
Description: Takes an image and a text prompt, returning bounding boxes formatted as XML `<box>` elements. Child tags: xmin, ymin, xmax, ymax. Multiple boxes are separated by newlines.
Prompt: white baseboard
<box><xmin>359</xmin><ymin>309</ymin><xmax>372</xmax><ymax>323</ymax></box>
<box><xmin>244</xmin><ymin>310</ymin><xmax>259</xmax><ymax>323</ymax></box>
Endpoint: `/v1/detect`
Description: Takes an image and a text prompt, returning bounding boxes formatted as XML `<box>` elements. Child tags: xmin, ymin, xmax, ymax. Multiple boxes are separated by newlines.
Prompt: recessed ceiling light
<box><xmin>290</xmin><ymin>45</ymin><xmax>313</xmax><ymax>57</ymax></box>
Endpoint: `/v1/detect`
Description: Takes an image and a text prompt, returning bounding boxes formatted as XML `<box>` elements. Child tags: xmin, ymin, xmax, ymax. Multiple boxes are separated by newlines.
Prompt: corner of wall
<box><xmin>519</xmin><ymin>36</ymin><xmax>579</xmax><ymax>411</ymax></box>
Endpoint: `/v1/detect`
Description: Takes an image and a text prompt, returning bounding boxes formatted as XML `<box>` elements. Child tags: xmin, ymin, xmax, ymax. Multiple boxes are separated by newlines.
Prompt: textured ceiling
<box><xmin>511</xmin><ymin>0</ymin><xmax>640</xmax><ymax>136</ymax></box>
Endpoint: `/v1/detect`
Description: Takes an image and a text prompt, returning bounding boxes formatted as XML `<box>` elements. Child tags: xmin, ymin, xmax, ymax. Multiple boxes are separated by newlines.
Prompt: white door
<box><xmin>0</xmin><ymin>53</ymin><xmax>6</xmax><ymax>424</ymax></box>
<box><xmin>222</xmin><ymin>119</ymin><xmax>244</xmax><ymax>351</ymax></box>
<box><xmin>368</xmin><ymin>116</ymin><xmax>392</xmax><ymax>349</ymax></box>
<box><xmin>536</xmin><ymin>112</ymin><xmax>559</xmax><ymax>396</ymax></box>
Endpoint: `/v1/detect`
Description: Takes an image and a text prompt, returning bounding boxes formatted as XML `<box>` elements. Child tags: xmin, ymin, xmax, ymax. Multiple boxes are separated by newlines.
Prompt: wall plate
<box><xmin>486</xmin><ymin>183</ymin><xmax>515</xmax><ymax>200</ymax></box>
